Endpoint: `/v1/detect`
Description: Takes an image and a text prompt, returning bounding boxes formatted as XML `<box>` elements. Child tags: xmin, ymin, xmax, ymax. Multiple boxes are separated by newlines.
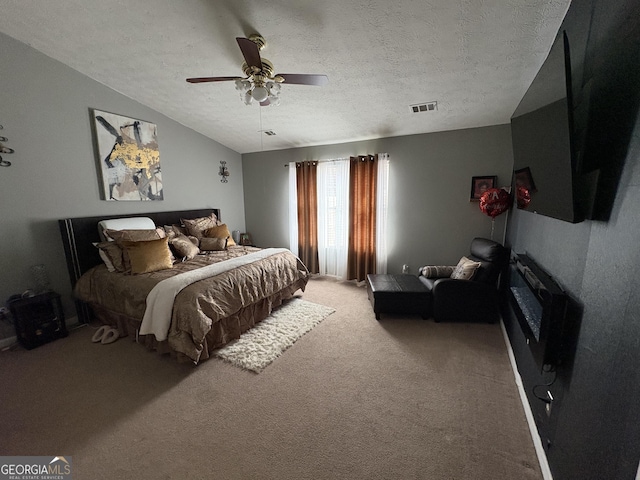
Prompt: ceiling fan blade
<box><xmin>276</xmin><ymin>74</ymin><xmax>328</xmax><ymax>86</ymax></box>
<box><xmin>236</xmin><ymin>37</ymin><xmax>262</xmax><ymax>70</ymax></box>
<box><xmin>186</xmin><ymin>76</ymin><xmax>242</xmax><ymax>83</ymax></box>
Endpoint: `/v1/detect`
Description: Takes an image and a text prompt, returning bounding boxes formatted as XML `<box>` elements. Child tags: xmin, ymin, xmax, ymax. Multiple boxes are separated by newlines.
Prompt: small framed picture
<box><xmin>470</xmin><ymin>175</ymin><xmax>497</xmax><ymax>201</ymax></box>
<box><xmin>240</xmin><ymin>233</ymin><xmax>253</xmax><ymax>246</ymax></box>
<box><xmin>514</xmin><ymin>167</ymin><xmax>538</xmax><ymax>193</ymax></box>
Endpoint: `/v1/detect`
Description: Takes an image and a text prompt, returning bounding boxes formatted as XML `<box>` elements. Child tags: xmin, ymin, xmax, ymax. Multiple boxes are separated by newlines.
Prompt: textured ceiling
<box><xmin>0</xmin><ymin>0</ymin><xmax>570</xmax><ymax>154</ymax></box>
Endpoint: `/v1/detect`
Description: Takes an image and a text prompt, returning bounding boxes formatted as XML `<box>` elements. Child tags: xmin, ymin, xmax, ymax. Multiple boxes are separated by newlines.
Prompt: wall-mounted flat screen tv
<box><xmin>510</xmin><ymin>31</ymin><xmax>583</xmax><ymax>223</ymax></box>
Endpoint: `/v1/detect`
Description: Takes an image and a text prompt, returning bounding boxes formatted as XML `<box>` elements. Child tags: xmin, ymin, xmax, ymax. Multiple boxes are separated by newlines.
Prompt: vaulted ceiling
<box><xmin>0</xmin><ymin>0</ymin><xmax>570</xmax><ymax>154</ymax></box>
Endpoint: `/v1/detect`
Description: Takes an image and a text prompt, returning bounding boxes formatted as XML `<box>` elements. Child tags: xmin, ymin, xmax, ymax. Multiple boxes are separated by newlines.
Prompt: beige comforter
<box><xmin>74</xmin><ymin>246</ymin><xmax>310</xmax><ymax>363</ymax></box>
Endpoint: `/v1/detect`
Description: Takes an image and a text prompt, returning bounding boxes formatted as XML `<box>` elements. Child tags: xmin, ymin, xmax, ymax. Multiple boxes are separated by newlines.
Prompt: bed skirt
<box><xmin>87</xmin><ymin>278</ymin><xmax>307</xmax><ymax>363</ymax></box>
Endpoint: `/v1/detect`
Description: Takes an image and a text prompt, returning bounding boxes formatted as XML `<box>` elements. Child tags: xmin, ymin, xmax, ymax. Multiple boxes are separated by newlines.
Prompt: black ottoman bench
<box><xmin>366</xmin><ymin>274</ymin><xmax>431</xmax><ymax>320</ymax></box>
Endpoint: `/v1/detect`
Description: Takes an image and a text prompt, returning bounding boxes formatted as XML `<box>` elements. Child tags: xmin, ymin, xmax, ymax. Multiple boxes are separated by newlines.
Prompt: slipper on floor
<box><xmin>91</xmin><ymin>325</ymin><xmax>110</xmax><ymax>343</ymax></box>
<box><xmin>100</xmin><ymin>328</ymin><xmax>120</xmax><ymax>345</ymax></box>
<box><xmin>101</xmin><ymin>328</ymin><xmax>120</xmax><ymax>345</ymax></box>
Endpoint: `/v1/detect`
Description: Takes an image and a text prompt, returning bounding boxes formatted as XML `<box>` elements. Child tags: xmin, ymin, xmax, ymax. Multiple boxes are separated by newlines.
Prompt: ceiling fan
<box><xmin>186</xmin><ymin>34</ymin><xmax>329</xmax><ymax>106</ymax></box>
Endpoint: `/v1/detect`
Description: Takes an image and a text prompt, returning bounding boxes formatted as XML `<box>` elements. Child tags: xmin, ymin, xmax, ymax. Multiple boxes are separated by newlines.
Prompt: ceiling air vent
<box><xmin>410</xmin><ymin>101</ymin><xmax>438</xmax><ymax>113</ymax></box>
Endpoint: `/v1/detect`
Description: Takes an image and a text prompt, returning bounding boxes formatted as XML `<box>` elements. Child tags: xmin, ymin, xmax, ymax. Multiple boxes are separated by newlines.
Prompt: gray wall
<box><xmin>0</xmin><ymin>32</ymin><xmax>245</xmax><ymax>330</ymax></box>
<box><xmin>242</xmin><ymin>125</ymin><xmax>514</xmax><ymax>275</ymax></box>
<box><xmin>504</xmin><ymin>0</ymin><xmax>640</xmax><ymax>478</ymax></box>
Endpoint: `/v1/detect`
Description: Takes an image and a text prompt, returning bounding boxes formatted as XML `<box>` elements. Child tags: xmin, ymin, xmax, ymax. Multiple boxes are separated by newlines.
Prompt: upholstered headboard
<box><xmin>58</xmin><ymin>208</ymin><xmax>220</xmax><ymax>288</ymax></box>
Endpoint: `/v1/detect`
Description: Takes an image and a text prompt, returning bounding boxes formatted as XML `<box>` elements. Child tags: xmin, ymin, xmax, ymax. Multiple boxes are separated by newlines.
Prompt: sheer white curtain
<box><xmin>376</xmin><ymin>153</ymin><xmax>390</xmax><ymax>274</ymax></box>
<box><xmin>288</xmin><ymin>162</ymin><xmax>298</xmax><ymax>256</ymax></box>
<box><xmin>317</xmin><ymin>159</ymin><xmax>349</xmax><ymax>279</ymax></box>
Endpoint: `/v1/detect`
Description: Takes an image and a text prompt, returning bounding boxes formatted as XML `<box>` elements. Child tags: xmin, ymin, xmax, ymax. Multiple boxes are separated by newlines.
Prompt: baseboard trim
<box><xmin>500</xmin><ymin>318</ymin><xmax>553</xmax><ymax>480</ymax></box>
<box><xmin>0</xmin><ymin>335</ymin><xmax>18</xmax><ymax>350</ymax></box>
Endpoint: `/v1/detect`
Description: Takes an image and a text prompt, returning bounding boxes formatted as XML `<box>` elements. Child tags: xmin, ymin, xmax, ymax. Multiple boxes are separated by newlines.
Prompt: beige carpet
<box><xmin>0</xmin><ymin>276</ymin><xmax>541</xmax><ymax>480</ymax></box>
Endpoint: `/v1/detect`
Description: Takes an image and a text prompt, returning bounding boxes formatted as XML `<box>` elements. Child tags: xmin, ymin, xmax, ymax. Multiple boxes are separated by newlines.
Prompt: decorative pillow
<box><xmin>104</xmin><ymin>228</ymin><xmax>165</xmax><ymax>243</ymax></box>
<box><xmin>162</xmin><ymin>226</ymin><xmax>194</xmax><ymax>255</ymax></box>
<box><xmin>104</xmin><ymin>228</ymin><xmax>166</xmax><ymax>271</ymax></box>
<box><xmin>169</xmin><ymin>234</ymin><xmax>200</xmax><ymax>261</ymax></box>
<box><xmin>93</xmin><ymin>241</ymin><xmax>125</xmax><ymax>272</ymax></box>
<box><xmin>170</xmin><ymin>224</ymin><xmax>188</xmax><ymax>236</ymax></box>
<box><xmin>97</xmin><ymin>217</ymin><xmax>155</xmax><ymax>241</ymax></box>
<box><xmin>199</xmin><ymin>237</ymin><xmax>227</xmax><ymax>251</ymax></box>
<box><xmin>450</xmin><ymin>256</ymin><xmax>482</xmax><ymax>280</ymax></box>
<box><xmin>181</xmin><ymin>213</ymin><xmax>220</xmax><ymax>239</ymax></box>
<box><xmin>121</xmin><ymin>237</ymin><xmax>173</xmax><ymax>274</ymax></box>
<box><xmin>187</xmin><ymin>235</ymin><xmax>199</xmax><ymax>246</ymax></box>
<box><xmin>163</xmin><ymin>225</ymin><xmax>177</xmax><ymax>240</ymax></box>
<box><xmin>419</xmin><ymin>265</ymin><xmax>455</xmax><ymax>278</ymax></box>
<box><xmin>203</xmin><ymin>223</ymin><xmax>236</xmax><ymax>246</ymax></box>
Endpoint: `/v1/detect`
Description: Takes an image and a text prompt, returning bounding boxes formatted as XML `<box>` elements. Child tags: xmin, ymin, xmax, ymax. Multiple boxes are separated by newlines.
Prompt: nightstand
<box><xmin>8</xmin><ymin>291</ymin><xmax>68</xmax><ymax>350</ymax></box>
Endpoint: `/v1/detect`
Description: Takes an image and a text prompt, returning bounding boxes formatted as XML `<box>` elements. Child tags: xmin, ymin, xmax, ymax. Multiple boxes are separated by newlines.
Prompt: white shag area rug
<box><xmin>213</xmin><ymin>298</ymin><xmax>335</xmax><ymax>373</ymax></box>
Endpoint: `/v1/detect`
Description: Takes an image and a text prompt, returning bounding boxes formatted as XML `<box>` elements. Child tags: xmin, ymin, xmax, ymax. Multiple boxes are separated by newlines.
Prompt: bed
<box><xmin>59</xmin><ymin>209</ymin><xmax>309</xmax><ymax>363</ymax></box>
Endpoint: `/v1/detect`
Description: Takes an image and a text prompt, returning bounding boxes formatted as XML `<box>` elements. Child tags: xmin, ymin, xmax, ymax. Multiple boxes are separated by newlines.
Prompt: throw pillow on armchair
<box><xmin>417</xmin><ymin>238</ymin><xmax>509</xmax><ymax>323</ymax></box>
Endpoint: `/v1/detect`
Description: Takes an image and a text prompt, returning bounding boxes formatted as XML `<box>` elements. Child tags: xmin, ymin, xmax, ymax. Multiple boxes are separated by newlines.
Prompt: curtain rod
<box><xmin>283</xmin><ymin>158</ymin><xmax>348</xmax><ymax>167</ymax></box>
<box><xmin>283</xmin><ymin>154</ymin><xmax>388</xmax><ymax>167</ymax></box>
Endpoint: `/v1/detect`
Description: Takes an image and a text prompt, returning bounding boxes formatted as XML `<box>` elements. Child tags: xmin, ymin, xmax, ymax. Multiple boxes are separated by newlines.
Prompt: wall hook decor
<box><xmin>219</xmin><ymin>160</ymin><xmax>229</xmax><ymax>183</ymax></box>
<box><xmin>0</xmin><ymin>125</ymin><xmax>14</xmax><ymax>167</ymax></box>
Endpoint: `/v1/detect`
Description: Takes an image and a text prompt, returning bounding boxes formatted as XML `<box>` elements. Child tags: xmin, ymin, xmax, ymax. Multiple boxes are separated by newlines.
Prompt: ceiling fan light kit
<box><xmin>187</xmin><ymin>34</ymin><xmax>327</xmax><ymax>107</ymax></box>
<box><xmin>236</xmin><ymin>77</ymin><xmax>280</xmax><ymax>105</ymax></box>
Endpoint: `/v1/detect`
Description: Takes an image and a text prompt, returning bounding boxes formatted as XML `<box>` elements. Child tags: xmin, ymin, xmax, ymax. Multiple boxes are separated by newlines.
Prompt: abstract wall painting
<box><xmin>91</xmin><ymin>109</ymin><xmax>163</xmax><ymax>201</ymax></box>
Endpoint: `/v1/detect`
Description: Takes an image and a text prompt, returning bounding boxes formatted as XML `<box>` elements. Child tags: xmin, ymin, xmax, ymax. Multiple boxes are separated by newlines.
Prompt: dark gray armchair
<box><xmin>418</xmin><ymin>238</ymin><xmax>509</xmax><ymax>323</ymax></box>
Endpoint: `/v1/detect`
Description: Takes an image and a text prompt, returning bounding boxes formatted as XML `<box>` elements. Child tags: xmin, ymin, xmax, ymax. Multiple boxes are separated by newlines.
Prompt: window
<box><xmin>290</xmin><ymin>154</ymin><xmax>389</xmax><ymax>280</ymax></box>
<box><xmin>318</xmin><ymin>160</ymin><xmax>349</xmax><ymax>278</ymax></box>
